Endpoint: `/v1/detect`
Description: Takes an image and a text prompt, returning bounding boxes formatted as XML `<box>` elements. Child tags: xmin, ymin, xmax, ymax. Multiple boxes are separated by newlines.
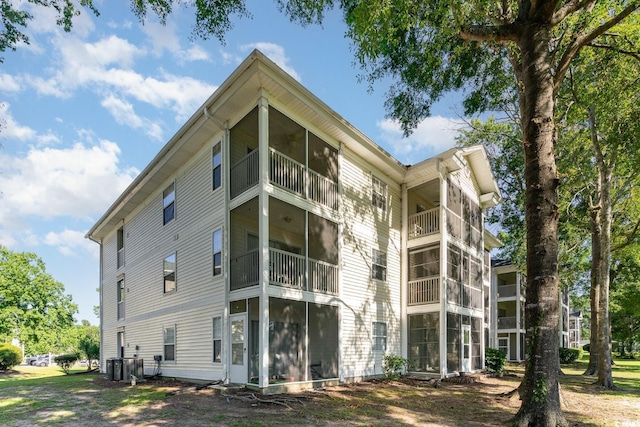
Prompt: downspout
<box><xmin>88</xmin><ymin>234</ymin><xmax>104</xmax><ymax>373</ymax></box>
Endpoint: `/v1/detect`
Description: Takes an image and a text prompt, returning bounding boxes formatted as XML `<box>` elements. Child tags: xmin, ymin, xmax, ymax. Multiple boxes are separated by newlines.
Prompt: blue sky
<box><xmin>0</xmin><ymin>1</ymin><xmax>469</xmax><ymax>324</ymax></box>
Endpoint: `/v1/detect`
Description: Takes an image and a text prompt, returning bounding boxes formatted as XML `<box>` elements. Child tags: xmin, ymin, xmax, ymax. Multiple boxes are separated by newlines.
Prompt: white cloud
<box><xmin>0</xmin><ymin>103</ymin><xmax>60</xmax><ymax>145</ymax></box>
<box><xmin>0</xmin><ymin>138</ymin><xmax>138</xmax><ymax>223</ymax></box>
<box><xmin>142</xmin><ymin>20</ymin><xmax>181</xmax><ymax>56</ymax></box>
<box><xmin>0</xmin><ymin>74</ymin><xmax>22</xmax><ymax>93</ymax></box>
<box><xmin>241</xmin><ymin>43</ymin><xmax>301</xmax><ymax>81</ymax></box>
<box><xmin>44</xmin><ymin>229</ymin><xmax>99</xmax><ymax>258</ymax></box>
<box><xmin>101</xmin><ymin>95</ymin><xmax>164</xmax><ymax>140</ymax></box>
<box><xmin>376</xmin><ymin>116</ymin><xmax>466</xmax><ymax>164</ymax></box>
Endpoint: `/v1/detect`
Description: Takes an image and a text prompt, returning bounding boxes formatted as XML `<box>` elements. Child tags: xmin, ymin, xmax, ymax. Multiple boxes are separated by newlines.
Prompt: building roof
<box><xmin>87</xmin><ymin>50</ymin><xmax>502</xmax><ymax>241</ymax></box>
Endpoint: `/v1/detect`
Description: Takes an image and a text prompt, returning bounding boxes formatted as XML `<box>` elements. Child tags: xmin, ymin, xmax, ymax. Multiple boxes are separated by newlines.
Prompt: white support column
<box><xmin>439</xmin><ymin>165</ymin><xmax>448</xmax><ymax>376</ymax></box>
<box><xmin>258</xmin><ymin>94</ymin><xmax>270</xmax><ymax>388</ymax></box>
<box><xmin>400</xmin><ymin>183</ymin><xmax>408</xmax><ymax>362</ymax></box>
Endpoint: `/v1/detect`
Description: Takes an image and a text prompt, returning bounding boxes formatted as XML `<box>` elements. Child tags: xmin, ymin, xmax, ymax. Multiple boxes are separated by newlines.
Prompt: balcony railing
<box><xmin>230</xmin><ymin>249</ymin><xmax>259</xmax><ymax>291</ymax></box>
<box><xmin>309</xmin><ymin>258</ymin><xmax>339</xmax><ymax>295</ymax></box>
<box><xmin>229</xmin><ymin>147</ymin><xmax>337</xmax><ymax>210</ymax></box>
<box><xmin>498</xmin><ymin>284</ymin><xmax>517</xmax><ymax>298</ymax></box>
<box><xmin>270</xmin><ymin>149</ymin><xmax>305</xmax><ymax>196</ymax></box>
<box><xmin>269</xmin><ymin>248</ymin><xmax>305</xmax><ymax>289</ymax></box>
<box><xmin>408</xmin><ymin>276</ymin><xmax>440</xmax><ymax>305</ymax></box>
<box><xmin>230</xmin><ymin>247</ymin><xmax>338</xmax><ymax>295</ymax></box>
<box><xmin>408</xmin><ymin>208</ymin><xmax>440</xmax><ymax>239</ymax></box>
<box><xmin>497</xmin><ymin>316</ymin><xmax>520</xmax><ymax>329</ymax></box>
<box><xmin>308</xmin><ymin>168</ymin><xmax>338</xmax><ymax>210</ymax></box>
<box><xmin>230</xmin><ymin>150</ymin><xmax>259</xmax><ymax>199</ymax></box>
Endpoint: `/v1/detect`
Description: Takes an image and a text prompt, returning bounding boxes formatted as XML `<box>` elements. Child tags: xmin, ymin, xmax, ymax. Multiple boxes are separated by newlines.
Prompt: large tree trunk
<box><xmin>513</xmin><ymin>24</ymin><xmax>567</xmax><ymax>427</ymax></box>
<box><xmin>584</xmin><ymin>210</ymin><xmax>601</xmax><ymax>376</ymax></box>
<box><xmin>591</xmin><ymin>107</ymin><xmax>614</xmax><ymax>389</ymax></box>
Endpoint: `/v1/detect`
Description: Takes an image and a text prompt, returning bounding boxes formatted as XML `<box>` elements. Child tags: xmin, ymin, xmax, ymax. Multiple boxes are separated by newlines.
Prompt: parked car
<box><xmin>26</xmin><ymin>355</ymin><xmax>39</xmax><ymax>365</ymax></box>
<box><xmin>35</xmin><ymin>355</ymin><xmax>56</xmax><ymax>367</ymax></box>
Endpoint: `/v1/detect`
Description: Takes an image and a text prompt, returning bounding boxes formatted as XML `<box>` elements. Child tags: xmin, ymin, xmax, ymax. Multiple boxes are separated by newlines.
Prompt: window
<box><xmin>372</xmin><ymin>249</ymin><xmax>387</xmax><ymax>281</ymax></box>
<box><xmin>117</xmin><ymin>227</ymin><xmax>124</xmax><ymax>269</ymax></box>
<box><xmin>371</xmin><ymin>175</ymin><xmax>387</xmax><ymax>211</ymax></box>
<box><xmin>212</xmin><ymin>317</ymin><xmax>222</xmax><ymax>363</ymax></box>
<box><xmin>372</xmin><ymin>321</ymin><xmax>387</xmax><ymax>351</ymax></box>
<box><xmin>163</xmin><ymin>183</ymin><xmax>175</xmax><ymax>225</ymax></box>
<box><xmin>117</xmin><ymin>278</ymin><xmax>125</xmax><ymax>320</ymax></box>
<box><xmin>213</xmin><ymin>229</ymin><xmax>222</xmax><ymax>276</ymax></box>
<box><xmin>212</xmin><ymin>142</ymin><xmax>222</xmax><ymax>190</ymax></box>
<box><xmin>164</xmin><ymin>253</ymin><xmax>176</xmax><ymax>293</ymax></box>
<box><xmin>163</xmin><ymin>325</ymin><xmax>176</xmax><ymax>361</ymax></box>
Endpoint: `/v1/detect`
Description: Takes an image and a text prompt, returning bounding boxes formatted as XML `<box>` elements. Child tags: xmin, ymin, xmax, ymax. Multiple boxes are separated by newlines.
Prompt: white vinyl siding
<box><xmin>339</xmin><ymin>151</ymin><xmax>402</xmax><ymax>378</ymax></box>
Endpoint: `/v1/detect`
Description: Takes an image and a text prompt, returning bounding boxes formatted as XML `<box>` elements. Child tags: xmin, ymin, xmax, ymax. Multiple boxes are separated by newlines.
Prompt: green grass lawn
<box><xmin>1</xmin><ymin>357</ymin><xmax>639</xmax><ymax>426</ymax></box>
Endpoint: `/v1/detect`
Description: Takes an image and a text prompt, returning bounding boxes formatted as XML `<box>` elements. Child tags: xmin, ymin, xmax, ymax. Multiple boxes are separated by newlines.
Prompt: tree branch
<box><xmin>459</xmin><ymin>23</ymin><xmax>520</xmax><ymax>42</ymax></box>
<box><xmin>612</xmin><ymin>219</ymin><xmax>640</xmax><ymax>252</ymax></box>
<box><xmin>587</xmin><ymin>42</ymin><xmax>640</xmax><ymax>62</ymax></box>
<box><xmin>551</xmin><ymin>0</ymin><xmax>597</xmax><ymax>26</ymax></box>
<box><xmin>554</xmin><ymin>2</ymin><xmax>640</xmax><ymax>94</ymax></box>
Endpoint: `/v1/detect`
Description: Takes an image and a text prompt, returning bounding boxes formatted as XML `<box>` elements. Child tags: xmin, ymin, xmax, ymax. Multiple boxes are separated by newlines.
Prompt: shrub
<box><xmin>382</xmin><ymin>354</ymin><xmax>410</xmax><ymax>380</ymax></box>
<box><xmin>0</xmin><ymin>343</ymin><xmax>22</xmax><ymax>370</ymax></box>
<box><xmin>55</xmin><ymin>354</ymin><xmax>79</xmax><ymax>374</ymax></box>
<box><xmin>485</xmin><ymin>348</ymin><xmax>507</xmax><ymax>374</ymax></box>
<box><xmin>559</xmin><ymin>347</ymin><xmax>581</xmax><ymax>364</ymax></box>
<box><xmin>582</xmin><ymin>343</ymin><xmax>590</xmax><ymax>352</ymax></box>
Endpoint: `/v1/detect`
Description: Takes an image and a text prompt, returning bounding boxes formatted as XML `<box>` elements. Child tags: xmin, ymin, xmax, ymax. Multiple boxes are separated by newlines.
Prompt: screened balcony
<box><xmin>228</xmin><ymin>105</ymin><xmax>339</xmax><ymax>210</ymax></box>
<box><xmin>229</xmin><ymin>197</ymin><xmax>339</xmax><ymax>296</ymax></box>
<box><xmin>407</xmin><ymin>179</ymin><xmax>440</xmax><ymax>241</ymax></box>
<box><xmin>408</xmin><ymin>244</ymin><xmax>440</xmax><ymax>305</ymax></box>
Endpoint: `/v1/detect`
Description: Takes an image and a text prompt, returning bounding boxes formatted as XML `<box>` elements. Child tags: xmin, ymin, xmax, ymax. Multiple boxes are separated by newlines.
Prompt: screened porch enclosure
<box><xmin>229</xmin><ymin>197</ymin><xmax>339</xmax><ymax>295</ymax></box>
<box><xmin>266</xmin><ymin>298</ymin><xmax>339</xmax><ymax>383</ymax></box>
<box><xmin>229</xmin><ymin>105</ymin><xmax>338</xmax><ymax>210</ymax></box>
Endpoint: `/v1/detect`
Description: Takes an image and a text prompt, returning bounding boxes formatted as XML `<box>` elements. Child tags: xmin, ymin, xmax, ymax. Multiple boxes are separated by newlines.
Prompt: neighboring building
<box><xmin>568</xmin><ymin>311</ymin><xmax>582</xmax><ymax>349</ymax></box>
<box><xmin>490</xmin><ymin>259</ymin><xmax>573</xmax><ymax>362</ymax></box>
<box><xmin>86</xmin><ymin>50</ymin><xmax>501</xmax><ymax>391</ymax></box>
<box><xmin>490</xmin><ymin>260</ymin><xmax>526</xmax><ymax>362</ymax></box>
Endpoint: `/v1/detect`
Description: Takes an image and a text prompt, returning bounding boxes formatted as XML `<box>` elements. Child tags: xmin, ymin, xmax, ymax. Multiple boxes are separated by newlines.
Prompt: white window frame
<box><xmin>117</xmin><ymin>277</ymin><xmax>125</xmax><ymax>320</ymax></box>
<box><xmin>371</xmin><ymin>175</ymin><xmax>388</xmax><ymax>211</ymax></box>
<box><xmin>163</xmin><ymin>182</ymin><xmax>176</xmax><ymax>225</ymax></box>
<box><xmin>212</xmin><ymin>228</ymin><xmax>222</xmax><ymax>276</ymax></box>
<box><xmin>117</xmin><ymin>227</ymin><xmax>124</xmax><ymax>269</ymax></box>
<box><xmin>372</xmin><ymin>321</ymin><xmax>387</xmax><ymax>352</ymax></box>
<box><xmin>212</xmin><ymin>142</ymin><xmax>222</xmax><ymax>191</ymax></box>
<box><xmin>163</xmin><ymin>325</ymin><xmax>176</xmax><ymax>362</ymax></box>
<box><xmin>164</xmin><ymin>253</ymin><xmax>176</xmax><ymax>293</ymax></box>
<box><xmin>372</xmin><ymin>248</ymin><xmax>387</xmax><ymax>282</ymax></box>
<box><xmin>212</xmin><ymin>317</ymin><xmax>222</xmax><ymax>363</ymax></box>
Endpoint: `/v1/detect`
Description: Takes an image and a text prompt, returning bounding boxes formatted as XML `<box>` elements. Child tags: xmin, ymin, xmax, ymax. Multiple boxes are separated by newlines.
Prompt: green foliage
<box><xmin>0</xmin><ymin>343</ymin><xmax>22</xmax><ymax>370</ymax></box>
<box><xmin>78</xmin><ymin>327</ymin><xmax>100</xmax><ymax>370</ymax></box>
<box><xmin>532</xmin><ymin>378</ymin><xmax>548</xmax><ymax>403</ymax></box>
<box><xmin>0</xmin><ymin>246</ymin><xmax>78</xmax><ymax>355</ymax></box>
<box><xmin>382</xmin><ymin>354</ymin><xmax>410</xmax><ymax>380</ymax></box>
<box><xmin>559</xmin><ymin>347</ymin><xmax>581</xmax><ymax>364</ymax></box>
<box><xmin>485</xmin><ymin>348</ymin><xmax>507</xmax><ymax>374</ymax></box>
<box><xmin>54</xmin><ymin>354</ymin><xmax>79</xmax><ymax>374</ymax></box>
<box><xmin>0</xmin><ymin>0</ymin><xmax>99</xmax><ymax>62</ymax></box>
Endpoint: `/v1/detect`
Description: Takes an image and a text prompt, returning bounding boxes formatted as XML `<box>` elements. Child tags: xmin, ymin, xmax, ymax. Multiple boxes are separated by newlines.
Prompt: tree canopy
<box><xmin>0</xmin><ymin>246</ymin><xmax>78</xmax><ymax>355</ymax></box>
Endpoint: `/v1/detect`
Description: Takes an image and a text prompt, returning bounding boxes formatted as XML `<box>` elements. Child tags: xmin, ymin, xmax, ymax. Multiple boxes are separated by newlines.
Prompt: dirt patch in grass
<box><xmin>2</xmin><ymin>368</ymin><xmax>640</xmax><ymax>426</ymax></box>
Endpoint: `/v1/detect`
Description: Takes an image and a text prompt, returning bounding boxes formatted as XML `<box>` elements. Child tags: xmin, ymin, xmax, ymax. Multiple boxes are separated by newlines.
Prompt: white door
<box><xmin>462</xmin><ymin>325</ymin><xmax>471</xmax><ymax>372</ymax></box>
<box><xmin>229</xmin><ymin>313</ymin><xmax>247</xmax><ymax>383</ymax></box>
<box><xmin>498</xmin><ymin>337</ymin><xmax>509</xmax><ymax>360</ymax></box>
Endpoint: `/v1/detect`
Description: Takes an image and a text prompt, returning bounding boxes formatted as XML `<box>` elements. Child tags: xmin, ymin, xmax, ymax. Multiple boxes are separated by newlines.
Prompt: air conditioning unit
<box><xmin>123</xmin><ymin>358</ymin><xmax>144</xmax><ymax>380</ymax></box>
